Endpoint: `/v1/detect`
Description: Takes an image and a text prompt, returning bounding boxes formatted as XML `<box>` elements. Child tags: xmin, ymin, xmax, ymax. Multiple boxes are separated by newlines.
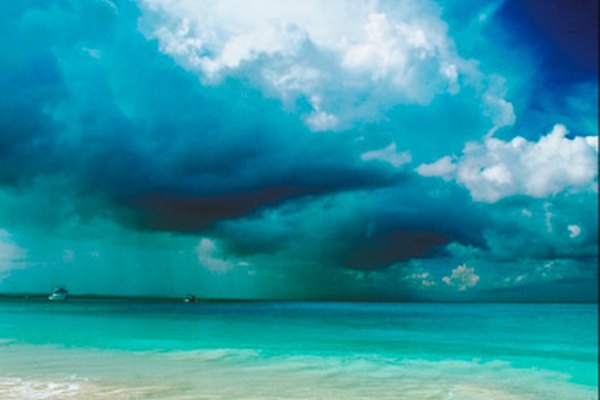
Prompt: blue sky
<box><xmin>0</xmin><ymin>0</ymin><xmax>597</xmax><ymax>300</ymax></box>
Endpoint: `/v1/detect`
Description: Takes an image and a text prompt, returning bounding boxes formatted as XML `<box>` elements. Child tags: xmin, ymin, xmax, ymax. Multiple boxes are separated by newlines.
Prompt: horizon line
<box><xmin>0</xmin><ymin>293</ymin><xmax>597</xmax><ymax>304</ymax></box>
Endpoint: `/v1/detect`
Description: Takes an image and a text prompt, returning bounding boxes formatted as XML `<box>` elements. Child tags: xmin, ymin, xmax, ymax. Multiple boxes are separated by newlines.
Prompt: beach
<box><xmin>0</xmin><ymin>300</ymin><xmax>596</xmax><ymax>399</ymax></box>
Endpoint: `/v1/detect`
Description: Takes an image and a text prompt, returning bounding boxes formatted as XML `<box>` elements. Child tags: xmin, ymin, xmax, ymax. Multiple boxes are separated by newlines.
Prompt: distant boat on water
<box><xmin>48</xmin><ymin>288</ymin><xmax>68</xmax><ymax>302</ymax></box>
<box><xmin>183</xmin><ymin>295</ymin><xmax>199</xmax><ymax>303</ymax></box>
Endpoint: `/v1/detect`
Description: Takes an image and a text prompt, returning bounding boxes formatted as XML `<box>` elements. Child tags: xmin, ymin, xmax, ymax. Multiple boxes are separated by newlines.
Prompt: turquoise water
<box><xmin>0</xmin><ymin>300</ymin><xmax>597</xmax><ymax>399</ymax></box>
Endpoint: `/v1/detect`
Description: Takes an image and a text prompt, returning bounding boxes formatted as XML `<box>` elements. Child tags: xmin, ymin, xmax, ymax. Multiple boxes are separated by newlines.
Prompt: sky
<box><xmin>0</xmin><ymin>0</ymin><xmax>597</xmax><ymax>301</ymax></box>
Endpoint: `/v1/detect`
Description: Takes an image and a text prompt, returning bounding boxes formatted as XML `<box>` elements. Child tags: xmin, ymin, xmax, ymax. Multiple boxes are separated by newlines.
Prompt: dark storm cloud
<box><xmin>128</xmin><ymin>166</ymin><xmax>399</xmax><ymax>232</ymax></box>
<box><xmin>0</xmin><ymin>0</ymin><xmax>402</xmax><ymax>231</ymax></box>
<box><xmin>337</xmin><ymin>182</ymin><xmax>491</xmax><ymax>270</ymax></box>
<box><xmin>213</xmin><ymin>179</ymin><xmax>491</xmax><ymax>270</ymax></box>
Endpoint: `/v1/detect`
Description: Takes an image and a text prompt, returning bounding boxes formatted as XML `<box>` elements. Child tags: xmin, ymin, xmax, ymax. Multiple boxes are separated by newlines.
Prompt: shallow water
<box><xmin>0</xmin><ymin>300</ymin><xmax>597</xmax><ymax>399</ymax></box>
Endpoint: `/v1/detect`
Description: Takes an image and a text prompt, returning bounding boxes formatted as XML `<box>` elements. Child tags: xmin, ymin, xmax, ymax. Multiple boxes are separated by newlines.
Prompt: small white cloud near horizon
<box><xmin>417</xmin><ymin>124</ymin><xmax>599</xmax><ymax>202</ymax></box>
<box><xmin>442</xmin><ymin>264</ymin><xmax>479</xmax><ymax>291</ymax></box>
<box><xmin>403</xmin><ymin>270</ymin><xmax>436</xmax><ymax>288</ymax></box>
<box><xmin>196</xmin><ymin>238</ymin><xmax>248</xmax><ymax>273</ymax></box>
<box><xmin>501</xmin><ymin>261</ymin><xmax>571</xmax><ymax>288</ymax></box>
<box><xmin>567</xmin><ymin>224</ymin><xmax>581</xmax><ymax>238</ymax></box>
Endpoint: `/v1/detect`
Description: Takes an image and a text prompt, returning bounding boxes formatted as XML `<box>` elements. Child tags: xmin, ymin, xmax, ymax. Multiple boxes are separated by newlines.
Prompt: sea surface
<box><xmin>0</xmin><ymin>299</ymin><xmax>597</xmax><ymax>399</ymax></box>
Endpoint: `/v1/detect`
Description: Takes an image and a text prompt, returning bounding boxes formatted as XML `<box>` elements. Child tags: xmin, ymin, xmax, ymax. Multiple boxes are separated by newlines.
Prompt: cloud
<box><xmin>417</xmin><ymin>124</ymin><xmax>598</xmax><ymax>202</ymax></box>
<box><xmin>442</xmin><ymin>264</ymin><xmax>480</xmax><ymax>291</ymax></box>
<box><xmin>483</xmin><ymin>89</ymin><xmax>516</xmax><ymax>131</ymax></box>
<box><xmin>567</xmin><ymin>224</ymin><xmax>581</xmax><ymax>239</ymax></box>
<box><xmin>306</xmin><ymin>108</ymin><xmax>339</xmax><ymax>132</ymax></box>
<box><xmin>403</xmin><ymin>270</ymin><xmax>437</xmax><ymax>288</ymax></box>
<box><xmin>0</xmin><ymin>1</ymin><xmax>596</xmax><ymax>301</ymax></box>
<box><xmin>483</xmin><ymin>193</ymin><xmax>598</xmax><ymax>262</ymax></box>
<box><xmin>140</xmin><ymin>0</ymin><xmax>514</xmax><ymax>130</ymax></box>
<box><xmin>0</xmin><ymin>0</ymin><xmax>408</xmax><ymax>232</ymax></box>
<box><xmin>416</xmin><ymin>155</ymin><xmax>456</xmax><ymax>179</ymax></box>
<box><xmin>196</xmin><ymin>238</ymin><xmax>247</xmax><ymax>273</ymax></box>
<box><xmin>361</xmin><ymin>143</ymin><xmax>412</xmax><ymax>168</ymax></box>
<box><xmin>0</xmin><ymin>0</ymin><xmax>527</xmax><ymax>237</ymax></box>
<box><xmin>211</xmin><ymin>179</ymin><xmax>490</xmax><ymax>271</ymax></box>
<box><xmin>498</xmin><ymin>258</ymin><xmax>592</xmax><ymax>289</ymax></box>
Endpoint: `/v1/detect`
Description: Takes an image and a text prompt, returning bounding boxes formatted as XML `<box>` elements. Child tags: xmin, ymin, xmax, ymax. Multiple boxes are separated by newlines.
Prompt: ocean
<box><xmin>0</xmin><ymin>299</ymin><xmax>597</xmax><ymax>399</ymax></box>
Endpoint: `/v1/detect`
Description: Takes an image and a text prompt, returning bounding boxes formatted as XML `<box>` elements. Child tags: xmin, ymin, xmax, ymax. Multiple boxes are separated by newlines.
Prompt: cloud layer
<box><xmin>0</xmin><ymin>0</ymin><xmax>596</xmax><ymax>300</ymax></box>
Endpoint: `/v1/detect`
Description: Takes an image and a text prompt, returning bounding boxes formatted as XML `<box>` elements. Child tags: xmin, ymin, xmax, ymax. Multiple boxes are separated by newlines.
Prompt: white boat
<box><xmin>184</xmin><ymin>295</ymin><xmax>199</xmax><ymax>303</ymax></box>
<box><xmin>48</xmin><ymin>288</ymin><xmax>68</xmax><ymax>302</ymax></box>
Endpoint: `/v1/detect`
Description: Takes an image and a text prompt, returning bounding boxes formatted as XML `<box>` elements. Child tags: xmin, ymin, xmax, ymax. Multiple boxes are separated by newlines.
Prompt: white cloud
<box><xmin>196</xmin><ymin>237</ymin><xmax>248</xmax><ymax>273</ymax></box>
<box><xmin>501</xmin><ymin>273</ymin><xmax>526</xmax><ymax>287</ymax></box>
<box><xmin>306</xmin><ymin>96</ymin><xmax>339</xmax><ymax>131</ymax></box>
<box><xmin>416</xmin><ymin>155</ymin><xmax>456</xmax><ymax>179</ymax></box>
<box><xmin>567</xmin><ymin>224</ymin><xmax>581</xmax><ymax>239</ymax></box>
<box><xmin>442</xmin><ymin>264</ymin><xmax>479</xmax><ymax>291</ymax></box>
<box><xmin>306</xmin><ymin>110</ymin><xmax>338</xmax><ymax>131</ymax></box>
<box><xmin>361</xmin><ymin>142</ymin><xmax>411</xmax><ymax>168</ymax></box>
<box><xmin>140</xmin><ymin>0</ymin><xmax>512</xmax><ymax>131</ymax></box>
<box><xmin>417</xmin><ymin>124</ymin><xmax>599</xmax><ymax>202</ymax></box>
<box><xmin>403</xmin><ymin>270</ymin><xmax>436</xmax><ymax>288</ymax></box>
<box><xmin>503</xmin><ymin>261</ymin><xmax>572</xmax><ymax>286</ymax></box>
<box><xmin>0</xmin><ymin>230</ymin><xmax>27</xmax><ymax>279</ymax></box>
<box><xmin>483</xmin><ymin>92</ymin><xmax>515</xmax><ymax>131</ymax></box>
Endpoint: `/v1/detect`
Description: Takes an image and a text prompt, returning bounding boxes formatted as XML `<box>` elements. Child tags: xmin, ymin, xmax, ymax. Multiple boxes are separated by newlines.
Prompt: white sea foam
<box><xmin>165</xmin><ymin>348</ymin><xmax>260</xmax><ymax>362</ymax></box>
<box><xmin>0</xmin><ymin>376</ymin><xmax>170</xmax><ymax>400</ymax></box>
<box><xmin>0</xmin><ymin>343</ymin><xmax>596</xmax><ymax>400</ymax></box>
<box><xmin>0</xmin><ymin>362</ymin><xmax>596</xmax><ymax>400</ymax></box>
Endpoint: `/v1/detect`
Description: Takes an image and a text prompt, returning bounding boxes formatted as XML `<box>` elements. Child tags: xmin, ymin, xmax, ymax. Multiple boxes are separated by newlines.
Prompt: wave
<box><xmin>0</xmin><ymin>344</ymin><xmax>596</xmax><ymax>400</ymax></box>
<box><xmin>0</xmin><ymin>376</ymin><xmax>169</xmax><ymax>400</ymax></box>
<box><xmin>0</xmin><ymin>338</ymin><xmax>16</xmax><ymax>347</ymax></box>
<box><xmin>164</xmin><ymin>348</ymin><xmax>260</xmax><ymax>362</ymax></box>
